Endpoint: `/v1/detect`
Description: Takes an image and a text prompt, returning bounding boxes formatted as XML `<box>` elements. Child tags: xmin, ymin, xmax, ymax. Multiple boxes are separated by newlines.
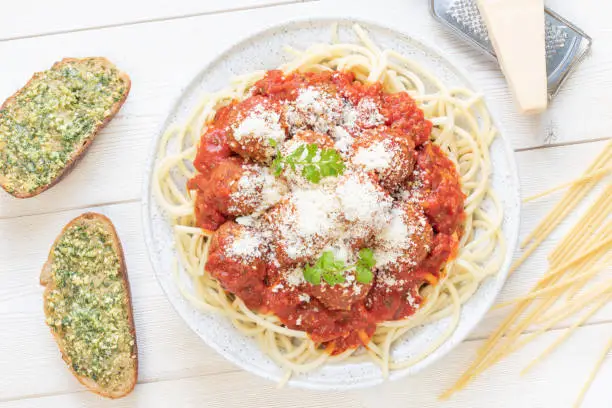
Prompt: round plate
<box><xmin>142</xmin><ymin>18</ymin><xmax>520</xmax><ymax>390</ymax></box>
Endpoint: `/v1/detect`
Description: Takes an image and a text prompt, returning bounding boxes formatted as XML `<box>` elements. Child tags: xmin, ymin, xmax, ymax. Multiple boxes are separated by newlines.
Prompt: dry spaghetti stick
<box><xmin>521</xmin><ymin>144</ymin><xmax>611</xmax><ymax>248</ymax></box>
<box><xmin>522</xmin><ymin>293</ymin><xmax>612</xmax><ymax>375</ymax></box>
<box><xmin>544</xmin><ymin>233</ymin><xmax>612</xmax><ymax>279</ymax></box>
<box><xmin>549</xmin><ymin>216</ymin><xmax>612</xmax><ymax>302</ymax></box>
<box><xmin>539</xmin><ymin>211</ymin><xmax>612</xmax><ymax>305</ymax></box>
<box><xmin>520</xmin><ymin>142</ymin><xmax>611</xmax><ymax>248</ymax></box>
<box><xmin>511</xmin><ymin>187</ymin><xmax>608</xmax><ymax>274</ymax></box>
<box><xmin>495</xmin><ymin>238</ymin><xmax>612</xmax><ymax>309</ymax></box>
<box><xmin>441</xmin><ymin>296</ymin><xmax>538</xmax><ymax>398</ymax></box>
<box><xmin>468</xmin><ymin>280</ymin><xmax>612</xmax><ymax>386</ymax></box>
<box><xmin>510</xmin><ymin>280</ymin><xmax>612</xmax><ymax>352</ymax></box>
<box><xmin>564</xmin><ymin>224</ymin><xmax>612</xmax><ymax>300</ymax></box>
<box><xmin>524</xmin><ymin>165</ymin><xmax>612</xmax><ymax>203</ymax></box>
<box><xmin>456</xmin><ymin>259</ymin><xmax>606</xmax><ymax>392</ymax></box>
<box><xmin>496</xmin><ymin>260</ymin><xmax>609</xmax><ymax>308</ymax></box>
<box><xmin>494</xmin><ymin>256</ymin><xmax>606</xmax><ymax>360</ymax></box>
<box><xmin>574</xmin><ymin>337</ymin><xmax>612</xmax><ymax>408</ymax></box>
<box><xmin>445</xmin><ymin>237</ymin><xmax>600</xmax><ymax>395</ymax></box>
<box><xmin>550</xmin><ymin>187</ymin><xmax>612</xmax><ymax>266</ymax></box>
<box><xmin>445</xmin><ymin>144</ymin><xmax>612</xmax><ymax>397</ymax></box>
<box><xmin>500</xmin><ymin>235</ymin><xmax>607</xmax><ymax>352</ymax></box>
<box><xmin>550</xmin><ymin>188</ymin><xmax>612</xmax><ymax>266</ymax></box>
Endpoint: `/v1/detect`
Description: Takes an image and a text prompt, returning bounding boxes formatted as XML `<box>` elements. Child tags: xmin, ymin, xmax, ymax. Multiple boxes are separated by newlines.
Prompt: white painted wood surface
<box><xmin>0</xmin><ymin>1</ymin><xmax>610</xmax><ymax>406</ymax></box>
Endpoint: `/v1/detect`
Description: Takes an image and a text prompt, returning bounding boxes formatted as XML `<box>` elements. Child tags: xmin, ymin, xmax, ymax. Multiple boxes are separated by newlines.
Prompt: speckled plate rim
<box><xmin>142</xmin><ymin>17</ymin><xmax>521</xmax><ymax>390</ymax></box>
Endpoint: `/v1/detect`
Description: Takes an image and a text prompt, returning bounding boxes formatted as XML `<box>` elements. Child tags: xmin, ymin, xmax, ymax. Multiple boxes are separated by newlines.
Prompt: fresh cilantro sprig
<box><xmin>271</xmin><ymin>142</ymin><xmax>345</xmax><ymax>184</ymax></box>
<box><xmin>303</xmin><ymin>249</ymin><xmax>377</xmax><ymax>286</ymax></box>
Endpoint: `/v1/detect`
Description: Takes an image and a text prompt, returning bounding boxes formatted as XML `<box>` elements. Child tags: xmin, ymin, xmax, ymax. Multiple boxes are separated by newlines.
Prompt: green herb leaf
<box><xmin>303</xmin><ymin>251</ymin><xmax>346</xmax><ymax>286</ymax></box>
<box><xmin>355</xmin><ymin>248</ymin><xmax>376</xmax><ymax>284</ymax></box>
<box><xmin>291</xmin><ymin>145</ymin><xmax>306</xmax><ymax>161</ymax></box>
<box><xmin>271</xmin><ymin>143</ymin><xmax>345</xmax><ymax>184</ymax></box>
<box><xmin>355</xmin><ymin>264</ymin><xmax>372</xmax><ymax>284</ymax></box>
<box><xmin>305</xmin><ymin>143</ymin><xmax>318</xmax><ymax>161</ymax></box>
<box><xmin>303</xmin><ymin>249</ymin><xmax>376</xmax><ymax>286</ymax></box>
<box><xmin>358</xmin><ymin>248</ymin><xmax>376</xmax><ymax>268</ymax></box>
<box><xmin>302</xmin><ymin>165</ymin><xmax>321</xmax><ymax>184</ymax></box>
<box><xmin>268</xmin><ymin>138</ymin><xmax>278</xmax><ymax>148</ymax></box>
<box><xmin>303</xmin><ymin>264</ymin><xmax>322</xmax><ymax>285</ymax></box>
<box><xmin>271</xmin><ymin>155</ymin><xmax>284</xmax><ymax>176</ymax></box>
<box><xmin>322</xmin><ymin>269</ymin><xmax>346</xmax><ymax>286</ymax></box>
<box><xmin>319</xmin><ymin>251</ymin><xmax>336</xmax><ymax>269</ymax></box>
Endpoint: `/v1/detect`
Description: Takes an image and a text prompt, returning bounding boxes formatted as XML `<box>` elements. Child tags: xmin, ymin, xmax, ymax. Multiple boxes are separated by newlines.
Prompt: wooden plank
<box><xmin>0</xmin><ymin>0</ymin><xmax>307</xmax><ymax>41</ymax></box>
<box><xmin>4</xmin><ymin>323</ymin><xmax>612</xmax><ymax>407</ymax></box>
<box><xmin>1</xmin><ymin>140</ymin><xmax>610</xmax><ymax>401</ymax></box>
<box><xmin>1</xmin><ymin>0</ymin><xmax>611</xmax><ymax>218</ymax></box>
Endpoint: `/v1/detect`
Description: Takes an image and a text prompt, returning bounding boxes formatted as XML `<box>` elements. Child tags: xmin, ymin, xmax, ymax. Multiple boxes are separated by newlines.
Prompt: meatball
<box><xmin>304</xmin><ymin>242</ymin><xmax>373</xmax><ymax>311</ymax></box>
<box><xmin>192</xmin><ymin>111</ymin><xmax>233</xmax><ymax>175</ymax></box>
<box><xmin>351</xmin><ymin>127</ymin><xmax>416</xmax><ymax>191</ymax></box>
<box><xmin>283</xmin><ymin>86</ymin><xmax>344</xmax><ymax>135</ymax></box>
<box><xmin>283</xmin><ymin>130</ymin><xmax>335</xmax><ymax>152</ymax></box>
<box><xmin>381</xmin><ymin>91</ymin><xmax>432</xmax><ymax>146</ymax></box>
<box><xmin>193</xmin><ymin>156</ymin><xmax>243</xmax><ymax>216</ymax></box>
<box><xmin>264</xmin><ymin>189</ymin><xmax>343</xmax><ymax>268</ymax></box>
<box><xmin>226</xmin><ymin>164</ymin><xmax>287</xmax><ymax>216</ymax></box>
<box><xmin>335</xmin><ymin>171</ymin><xmax>393</xmax><ymax>242</ymax></box>
<box><xmin>406</xmin><ymin>143</ymin><xmax>465</xmax><ymax>235</ymax></box>
<box><xmin>351</xmin><ymin>97</ymin><xmax>385</xmax><ymax>130</ymax></box>
<box><xmin>373</xmin><ymin>201</ymin><xmax>433</xmax><ymax>271</ymax></box>
<box><xmin>191</xmin><ymin>191</ymin><xmax>227</xmax><ymax>232</ymax></box>
<box><xmin>227</xmin><ymin>96</ymin><xmax>287</xmax><ymax>163</ymax></box>
<box><xmin>188</xmin><ymin>157</ymin><xmax>244</xmax><ymax>231</ymax></box>
<box><xmin>365</xmin><ymin>281</ymin><xmax>422</xmax><ymax>321</ymax></box>
<box><xmin>307</xmin><ymin>272</ymin><xmax>372</xmax><ymax>311</ymax></box>
<box><xmin>193</xmin><ymin>158</ymin><xmax>287</xmax><ymax>218</ymax></box>
<box><xmin>206</xmin><ymin>221</ymin><xmax>269</xmax><ymax>309</ymax></box>
<box><xmin>277</xmin><ymin>130</ymin><xmax>337</xmax><ymax>188</ymax></box>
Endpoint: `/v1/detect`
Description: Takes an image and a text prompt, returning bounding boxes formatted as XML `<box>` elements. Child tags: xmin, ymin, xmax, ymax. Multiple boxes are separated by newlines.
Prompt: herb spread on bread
<box><xmin>0</xmin><ymin>58</ymin><xmax>129</xmax><ymax>195</ymax></box>
<box><xmin>44</xmin><ymin>220</ymin><xmax>135</xmax><ymax>390</ymax></box>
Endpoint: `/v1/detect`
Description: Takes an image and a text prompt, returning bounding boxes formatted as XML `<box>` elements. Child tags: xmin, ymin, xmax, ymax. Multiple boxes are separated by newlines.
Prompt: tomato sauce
<box><xmin>189</xmin><ymin>70</ymin><xmax>464</xmax><ymax>354</ymax></box>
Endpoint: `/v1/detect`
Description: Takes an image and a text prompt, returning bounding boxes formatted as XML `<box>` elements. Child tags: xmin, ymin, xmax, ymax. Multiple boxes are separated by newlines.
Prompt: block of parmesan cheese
<box><xmin>477</xmin><ymin>0</ymin><xmax>548</xmax><ymax>114</ymax></box>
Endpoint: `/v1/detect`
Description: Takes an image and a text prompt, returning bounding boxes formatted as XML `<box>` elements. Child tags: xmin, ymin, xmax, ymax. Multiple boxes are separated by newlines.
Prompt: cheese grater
<box><xmin>430</xmin><ymin>0</ymin><xmax>592</xmax><ymax>98</ymax></box>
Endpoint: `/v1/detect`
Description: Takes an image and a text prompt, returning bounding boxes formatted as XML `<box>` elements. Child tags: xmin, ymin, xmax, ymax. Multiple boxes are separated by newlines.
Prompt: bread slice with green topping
<box><xmin>41</xmin><ymin>213</ymin><xmax>138</xmax><ymax>399</ymax></box>
<box><xmin>0</xmin><ymin>57</ymin><xmax>130</xmax><ymax>198</ymax></box>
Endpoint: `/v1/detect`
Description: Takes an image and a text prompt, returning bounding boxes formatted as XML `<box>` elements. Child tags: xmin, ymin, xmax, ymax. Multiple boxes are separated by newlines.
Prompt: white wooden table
<box><xmin>1</xmin><ymin>1</ymin><xmax>611</xmax><ymax>406</ymax></box>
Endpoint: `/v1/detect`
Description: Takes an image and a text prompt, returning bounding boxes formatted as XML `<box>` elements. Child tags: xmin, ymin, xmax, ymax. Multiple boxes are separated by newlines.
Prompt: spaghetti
<box><xmin>153</xmin><ymin>24</ymin><xmax>503</xmax><ymax>380</ymax></box>
<box><xmin>443</xmin><ymin>141</ymin><xmax>612</xmax><ymax>403</ymax></box>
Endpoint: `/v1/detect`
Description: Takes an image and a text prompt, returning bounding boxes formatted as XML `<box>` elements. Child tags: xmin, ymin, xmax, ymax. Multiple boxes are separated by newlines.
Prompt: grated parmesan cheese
<box><xmin>226</xmin><ymin>228</ymin><xmax>264</xmax><ymax>262</ymax></box>
<box><xmin>235</xmin><ymin>215</ymin><xmax>257</xmax><ymax>227</ymax></box>
<box><xmin>285</xmin><ymin>87</ymin><xmax>344</xmax><ymax>134</ymax></box>
<box><xmin>332</xmin><ymin>126</ymin><xmax>354</xmax><ymax>155</ymax></box>
<box><xmin>353</xmin><ymin>141</ymin><xmax>394</xmax><ymax>172</ymax></box>
<box><xmin>336</xmin><ymin>173</ymin><xmax>392</xmax><ymax>236</ymax></box>
<box><xmin>229</xmin><ymin>165</ymin><xmax>287</xmax><ymax>215</ymax></box>
<box><xmin>355</xmin><ymin>98</ymin><xmax>385</xmax><ymax>128</ymax></box>
<box><xmin>292</xmin><ymin>188</ymin><xmax>340</xmax><ymax>237</ymax></box>
<box><xmin>406</xmin><ymin>291</ymin><xmax>418</xmax><ymax>308</ymax></box>
<box><xmin>285</xmin><ymin>267</ymin><xmax>306</xmax><ymax>287</ymax></box>
<box><xmin>275</xmin><ymin>188</ymin><xmax>342</xmax><ymax>260</ymax></box>
<box><xmin>232</xmin><ymin>104</ymin><xmax>285</xmax><ymax>160</ymax></box>
<box><xmin>374</xmin><ymin>206</ymin><xmax>422</xmax><ymax>268</ymax></box>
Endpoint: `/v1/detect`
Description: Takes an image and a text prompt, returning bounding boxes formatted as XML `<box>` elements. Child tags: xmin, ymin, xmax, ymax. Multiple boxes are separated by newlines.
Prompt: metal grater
<box><xmin>431</xmin><ymin>0</ymin><xmax>592</xmax><ymax>98</ymax></box>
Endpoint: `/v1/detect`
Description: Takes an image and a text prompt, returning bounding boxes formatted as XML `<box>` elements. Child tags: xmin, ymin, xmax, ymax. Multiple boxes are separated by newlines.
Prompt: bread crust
<box><xmin>41</xmin><ymin>212</ymin><xmax>138</xmax><ymax>398</ymax></box>
<box><xmin>1</xmin><ymin>58</ymin><xmax>131</xmax><ymax>198</ymax></box>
